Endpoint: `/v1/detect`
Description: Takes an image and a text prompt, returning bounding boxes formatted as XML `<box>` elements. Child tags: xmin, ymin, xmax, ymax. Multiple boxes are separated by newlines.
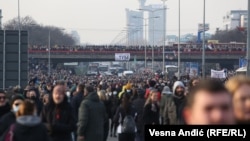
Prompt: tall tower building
<box><xmin>126</xmin><ymin>9</ymin><xmax>143</xmax><ymax>46</ymax></box>
<box><xmin>148</xmin><ymin>4</ymin><xmax>165</xmax><ymax>46</ymax></box>
<box><xmin>0</xmin><ymin>9</ymin><xmax>2</xmax><ymax>30</ymax></box>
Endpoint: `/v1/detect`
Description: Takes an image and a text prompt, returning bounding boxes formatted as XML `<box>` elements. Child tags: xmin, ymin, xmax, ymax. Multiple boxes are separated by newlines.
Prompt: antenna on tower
<box><xmin>138</xmin><ymin>0</ymin><xmax>146</xmax><ymax>9</ymax></box>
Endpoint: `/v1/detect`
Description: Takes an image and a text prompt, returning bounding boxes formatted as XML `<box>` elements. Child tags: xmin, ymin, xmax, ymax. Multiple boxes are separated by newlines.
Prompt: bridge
<box><xmin>28</xmin><ymin>49</ymin><xmax>245</xmax><ymax>66</ymax></box>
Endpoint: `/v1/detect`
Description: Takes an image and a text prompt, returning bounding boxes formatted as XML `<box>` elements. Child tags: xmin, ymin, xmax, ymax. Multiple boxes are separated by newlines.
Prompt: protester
<box><xmin>0</xmin><ymin>94</ymin><xmax>25</xmax><ymax>136</ymax></box>
<box><xmin>132</xmin><ymin>89</ymin><xmax>145</xmax><ymax>141</ymax></box>
<box><xmin>42</xmin><ymin>94</ymin><xmax>49</xmax><ymax>106</ymax></box>
<box><xmin>144</xmin><ymin>80</ymin><xmax>161</xmax><ymax>100</ymax></box>
<box><xmin>0</xmin><ymin>99</ymin><xmax>50</xmax><ymax>141</ymax></box>
<box><xmin>0</xmin><ymin>90</ymin><xmax>10</xmax><ymax>118</ymax></box>
<box><xmin>183</xmin><ymin>79</ymin><xmax>235</xmax><ymax>125</ymax></box>
<box><xmin>113</xmin><ymin>93</ymin><xmax>137</xmax><ymax>141</ymax></box>
<box><xmin>41</xmin><ymin>83</ymin><xmax>76</xmax><ymax>141</ymax></box>
<box><xmin>163</xmin><ymin>81</ymin><xmax>186</xmax><ymax>125</ymax></box>
<box><xmin>143</xmin><ymin>89</ymin><xmax>160</xmax><ymax>125</ymax></box>
<box><xmin>97</xmin><ymin>90</ymin><xmax>111</xmax><ymax>141</ymax></box>
<box><xmin>26</xmin><ymin>89</ymin><xmax>43</xmax><ymax>115</ymax></box>
<box><xmin>160</xmin><ymin>86</ymin><xmax>172</xmax><ymax>124</ymax></box>
<box><xmin>77</xmin><ymin>85</ymin><xmax>106</xmax><ymax>141</ymax></box>
<box><xmin>186</xmin><ymin>77</ymin><xmax>200</xmax><ymax>96</ymax></box>
<box><xmin>71</xmin><ymin>83</ymin><xmax>85</xmax><ymax>121</ymax></box>
<box><xmin>109</xmin><ymin>90</ymin><xmax>120</xmax><ymax>138</ymax></box>
<box><xmin>226</xmin><ymin>75</ymin><xmax>250</xmax><ymax>124</ymax></box>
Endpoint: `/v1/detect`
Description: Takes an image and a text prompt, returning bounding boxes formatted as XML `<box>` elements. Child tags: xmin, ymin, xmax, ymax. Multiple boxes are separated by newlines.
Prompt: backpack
<box><xmin>5</xmin><ymin>124</ymin><xmax>15</xmax><ymax>141</ymax></box>
<box><xmin>121</xmin><ymin>114</ymin><xmax>137</xmax><ymax>133</ymax></box>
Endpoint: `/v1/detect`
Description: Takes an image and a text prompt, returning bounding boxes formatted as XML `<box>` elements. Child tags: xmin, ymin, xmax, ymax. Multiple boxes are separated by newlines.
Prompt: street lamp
<box><xmin>202</xmin><ymin>0</ymin><xmax>206</xmax><ymax>79</ymax></box>
<box><xmin>48</xmin><ymin>28</ymin><xmax>65</xmax><ymax>76</ymax></box>
<box><xmin>139</xmin><ymin>8</ymin><xmax>163</xmax><ymax>72</ymax></box>
<box><xmin>177</xmin><ymin>0</ymin><xmax>181</xmax><ymax>80</ymax></box>
<box><xmin>18</xmin><ymin>0</ymin><xmax>21</xmax><ymax>86</ymax></box>
<box><xmin>247</xmin><ymin>0</ymin><xmax>250</xmax><ymax>76</ymax></box>
<box><xmin>48</xmin><ymin>30</ymin><xmax>51</xmax><ymax>76</ymax></box>
<box><xmin>162</xmin><ymin>0</ymin><xmax>167</xmax><ymax>77</ymax></box>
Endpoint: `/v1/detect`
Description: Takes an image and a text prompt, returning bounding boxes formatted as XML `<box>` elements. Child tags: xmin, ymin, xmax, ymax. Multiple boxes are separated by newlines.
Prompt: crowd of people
<box><xmin>0</xmin><ymin>64</ymin><xmax>250</xmax><ymax>141</ymax></box>
<box><xmin>28</xmin><ymin>43</ymin><xmax>246</xmax><ymax>53</ymax></box>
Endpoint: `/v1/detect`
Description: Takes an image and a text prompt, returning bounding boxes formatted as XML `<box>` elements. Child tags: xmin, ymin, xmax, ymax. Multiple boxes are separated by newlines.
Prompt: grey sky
<box><xmin>0</xmin><ymin>0</ymin><xmax>247</xmax><ymax>44</ymax></box>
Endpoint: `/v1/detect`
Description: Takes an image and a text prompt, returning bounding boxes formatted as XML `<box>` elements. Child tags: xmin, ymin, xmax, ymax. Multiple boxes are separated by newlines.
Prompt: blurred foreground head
<box><xmin>184</xmin><ymin>79</ymin><xmax>235</xmax><ymax>125</ymax></box>
<box><xmin>226</xmin><ymin>75</ymin><xmax>250</xmax><ymax>124</ymax></box>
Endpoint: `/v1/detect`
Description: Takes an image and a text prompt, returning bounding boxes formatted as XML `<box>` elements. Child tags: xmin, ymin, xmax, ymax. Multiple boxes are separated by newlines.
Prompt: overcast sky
<box><xmin>0</xmin><ymin>0</ymin><xmax>247</xmax><ymax>44</ymax></box>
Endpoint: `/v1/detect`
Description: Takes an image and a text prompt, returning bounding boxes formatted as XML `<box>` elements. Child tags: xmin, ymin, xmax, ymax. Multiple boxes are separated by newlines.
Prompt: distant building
<box><xmin>125</xmin><ymin>9</ymin><xmax>143</xmax><ymax>46</ymax></box>
<box><xmin>240</xmin><ymin>14</ymin><xmax>248</xmax><ymax>28</ymax></box>
<box><xmin>0</xmin><ymin>9</ymin><xmax>2</xmax><ymax>30</ymax></box>
<box><xmin>166</xmin><ymin>35</ymin><xmax>177</xmax><ymax>44</ymax></box>
<box><xmin>71</xmin><ymin>30</ymin><xmax>80</xmax><ymax>45</ymax></box>
<box><xmin>223</xmin><ymin>10</ymin><xmax>247</xmax><ymax>30</ymax></box>
<box><xmin>147</xmin><ymin>4</ymin><xmax>165</xmax><ymax>46</ymax></box>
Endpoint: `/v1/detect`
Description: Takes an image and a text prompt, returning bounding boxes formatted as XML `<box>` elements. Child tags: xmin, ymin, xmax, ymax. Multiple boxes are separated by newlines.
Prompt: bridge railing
<box><xmin>28</xmin><ymin>50</ymin><xmax>246</xmax><ymax>56</ymax></box>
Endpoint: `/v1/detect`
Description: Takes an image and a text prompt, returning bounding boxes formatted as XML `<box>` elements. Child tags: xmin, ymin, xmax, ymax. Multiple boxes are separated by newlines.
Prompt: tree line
<box><xmin>3</xmin><ymin>16</ymin><xmax>76</xmax><ymax>46</ymax></box>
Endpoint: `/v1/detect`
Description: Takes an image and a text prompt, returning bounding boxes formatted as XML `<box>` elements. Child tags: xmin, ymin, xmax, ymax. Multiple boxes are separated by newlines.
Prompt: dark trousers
<box><xmin>104</xmin><ymin>120</ymin><xmax>109</xmax><ymax>141</ymax></box>
<box><xmin>118</xmin><ymin>133</ymin><xmax>135</xmax><ymax>141</ymax></box>
<box><xmin>110</xmin><ymin>120</ymin><xmax>118</xmax><ymax>135</ymax></box>
<box><xmin>135</xmin><ymin>132</ymin><xmax>144</xmax><ymax>141</ymax></box>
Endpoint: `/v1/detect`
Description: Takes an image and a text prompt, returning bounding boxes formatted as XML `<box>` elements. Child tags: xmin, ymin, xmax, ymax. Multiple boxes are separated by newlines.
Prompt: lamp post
<box><xmin>48</xmin><ymin>30</ymin><xmax>51</xmax><ymax>76</ymax></box>
<box><xmin>139</xmin><ymin>8</ymin><xmax>164</xmax><ymax>72</ymax></box>
<box><xmin>48</xmin><ymin>28</ymin><xmax>65</xmax><ymax>76</ymax></box>
<box><xmin>152</xmin><ymin>11</ymin><xmax>155</xmax><ymax>71</ymax></box>
<box><xmin>18</xmin><ymin>0</ymin><xmax>21</xmax><ymax>86</ymax></box>
<box><xmin>162</xmin><ymin>0</ymin><xmax>167</xmax><ymax>77</ymax></box>
<box><xmin>247</xmin><ymin>0</ymin><xmax>250</xmax><ymax>76</ymax></box>
<box><xmin>177</xmin><ymin>0</ymin><xmax>181</xmax><ymax>80</ymax></box>
<box><xmin>202</xmin><ymin>0</ymin><xmax>206</xmax><ymax>79</ymax></box>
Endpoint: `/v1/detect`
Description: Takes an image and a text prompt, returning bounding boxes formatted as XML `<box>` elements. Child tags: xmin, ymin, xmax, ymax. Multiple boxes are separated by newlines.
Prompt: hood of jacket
<box><xmin>162</xmin><ymin>86</ymin><xmax>172</xmax><ymax>95</ymax></box>
<box><xmin>172</xmin><ymin>81</ymin><xmax>185</xmax><ymax>94</ymax></box>
<box><xmin>16</xmin><ymin>115</ymin><xmax>41</xmax><ymax>127</ymax></box>
<box><xmin>85</xmin><ymin>92</ymin><xmax>100</xmax><ymax>102</ymax></box>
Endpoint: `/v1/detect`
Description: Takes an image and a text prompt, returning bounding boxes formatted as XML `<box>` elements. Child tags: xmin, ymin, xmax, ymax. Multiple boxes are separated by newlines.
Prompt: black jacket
<box><xmin>113</xmin><ymin>104</ymin><xmax>137</xmax><ymax>125</ymax></box>
<box><xmin>77</xmin><ymin>92</ymin><xmax>106</xmax><ymax>141</ymax></box>
<box><xmin>109</xmin><ymin>95</ymin><xmax>119</xmax><ymax>119</ymax></box>
<box><xmin>0</xmin><ymin>103</ymin><xmax>10</xmax><ymax>118</ymax></box>
<box><xmin>0</xmin><ymin>112</ymin><xmax>16</xmax><ymax>136</ymax></box>
<box><xmin>41</xmin><ymin>96</ymin><xmax>76</xmax><ymax>141</ymax></box>
<box><xmin>71</xmin><ymin>92</ymin><xmax>84</xmax><ymax>121</ymax></box>
<box><xmin>132</xmin><ymin>98</ymin><xmax>145</xmax><ymax>132</ymax></box>
<box><xmin>143</xmin><ymin>103</ymin><xmax>160</xmax><ymax>125</ymax></box>
<box><xmin>0</xmin><ymin>116</ymin><xmax>51</xmax><ymax>141</ymax></box>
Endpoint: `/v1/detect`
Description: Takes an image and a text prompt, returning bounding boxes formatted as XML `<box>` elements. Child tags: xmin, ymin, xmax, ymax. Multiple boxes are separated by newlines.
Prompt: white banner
<box><xmin>211</xmin><ymin>69</ymin><xmax>226</xmax><ymax>78</ymax></box>
<box><xmin>198</xmin><ymin>23</ymin><xmax>210</xmax><ymax>32</ymax></box>
<box><xmin>115</xmin><ymin>53</ymin><xmax>130</xmax><ymax>61</ymax></box>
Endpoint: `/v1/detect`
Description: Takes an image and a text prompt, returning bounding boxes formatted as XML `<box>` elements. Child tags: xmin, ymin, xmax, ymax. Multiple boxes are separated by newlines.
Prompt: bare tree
<box><xmin>3</xmin><ymin>16</ymin><xmax>76</xmax><ymax>46</ymax></box>
<box><xmin>211</xmin><ymin>29</ymin><xmax>246</xmax><ymax>43</ymax></box>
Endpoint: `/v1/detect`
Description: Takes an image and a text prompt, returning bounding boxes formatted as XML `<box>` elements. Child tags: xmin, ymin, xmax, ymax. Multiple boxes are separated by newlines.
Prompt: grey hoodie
<box><xmin>161</xmin><ymin>86</ymin><xmax>172</xmax><ymax>95</ymax></box>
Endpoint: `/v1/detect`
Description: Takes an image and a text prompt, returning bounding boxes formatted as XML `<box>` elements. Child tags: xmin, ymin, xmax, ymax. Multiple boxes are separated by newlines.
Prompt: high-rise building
<box><xmin>240</xmin><ymin>14</ymin><xmax>248</xmax><ymax>28</ymax></box>
<box><xmin>223</xmin><ymin>10</ymin><xmax>247</xmax><ymax>30</ymax></box>
<box><xmin>125</xmin><ymin>9</ymin><xmax>143</xmax><ymax>46</ymax></box>
<box><xmin>0</xmin><ymin>9</ymin><xmax>2</xmax><ymax>30</ymax></box>
<box><xmin>147</xmin><ymin>4</ymin><xmax>165</xmax><ymax>46</ymax></box>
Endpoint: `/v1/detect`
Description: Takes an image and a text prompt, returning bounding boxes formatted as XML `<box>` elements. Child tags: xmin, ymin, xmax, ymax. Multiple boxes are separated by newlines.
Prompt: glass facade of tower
<box><xmin>126</xmin><ymin>9</ymin><xmax>143</xmax><ymax>46</ymax></box>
